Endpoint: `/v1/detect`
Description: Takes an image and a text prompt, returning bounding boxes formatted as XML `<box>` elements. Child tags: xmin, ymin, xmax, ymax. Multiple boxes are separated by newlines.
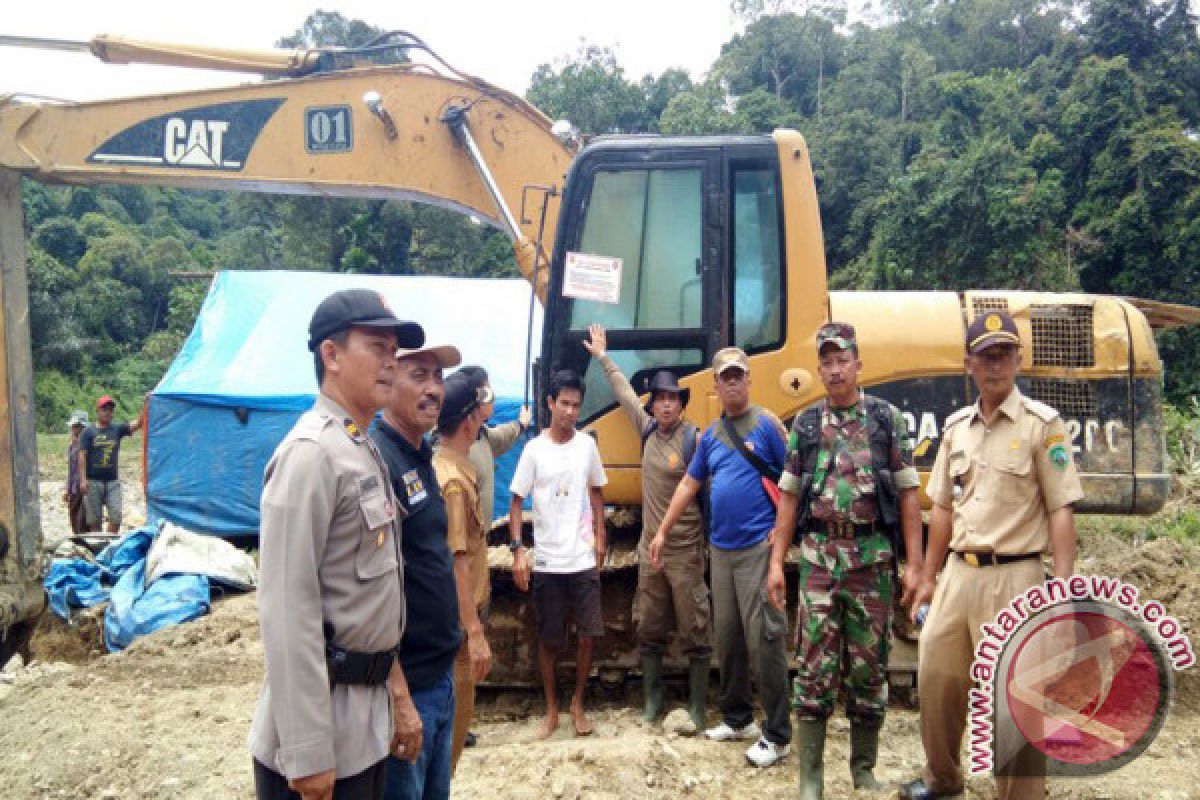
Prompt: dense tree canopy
<box><xmin>21</xmin><ymin>2</ymin><xmax>1200</xmax><ymax>428</ymax></box>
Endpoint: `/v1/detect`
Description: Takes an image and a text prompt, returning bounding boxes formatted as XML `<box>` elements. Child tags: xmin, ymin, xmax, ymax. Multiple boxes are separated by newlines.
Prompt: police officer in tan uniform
<box><xmin>901</xmin><ymin>310</ymin><xmax>1082</xmax><ymax>800</ymax></box>
<box><xmin>249</xmin><ymin>289</ymin><xmax>425</xmax><ymax>800</ymax></box>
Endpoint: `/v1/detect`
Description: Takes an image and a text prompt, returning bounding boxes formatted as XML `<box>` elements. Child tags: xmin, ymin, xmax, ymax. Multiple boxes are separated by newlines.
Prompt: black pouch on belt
<box><xmin>324</xmin><ymin>622</ymin><xmax>396</xmax><ymax>687</ymax></box>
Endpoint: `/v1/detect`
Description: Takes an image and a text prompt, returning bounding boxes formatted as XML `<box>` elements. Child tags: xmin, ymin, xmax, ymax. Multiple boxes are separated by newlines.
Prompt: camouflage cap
<box><xmin>816</xmin><ymin>322</ymin><xmax>857</xmax><ymax>353</ymax></box>
<box><xmin>966</xmin><ymin>310</ymin><xmax>1020</xmax><ymax>354</ymax></box>
<box><xmin>712</xmin><ymin>346</ymin><xmax>750</xmax><ymax>376</ymax></box>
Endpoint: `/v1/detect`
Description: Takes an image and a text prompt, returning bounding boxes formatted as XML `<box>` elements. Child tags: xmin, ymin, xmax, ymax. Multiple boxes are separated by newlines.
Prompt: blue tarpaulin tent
<box><xmin>148</xmin><ymin>271</ymin><xmax>541</xmax><ymax>537</ymax></box>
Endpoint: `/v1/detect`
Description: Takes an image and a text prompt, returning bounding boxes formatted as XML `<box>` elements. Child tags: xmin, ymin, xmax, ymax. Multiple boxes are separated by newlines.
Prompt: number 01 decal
<box><xmin>305</xmin><ymin>105</ymin><xmax>353</xmax><ymax>153</ymax></box>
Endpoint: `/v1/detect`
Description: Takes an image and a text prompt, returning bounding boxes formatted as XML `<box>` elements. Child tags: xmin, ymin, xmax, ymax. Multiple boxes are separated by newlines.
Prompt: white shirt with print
<box><xmin>510</xmin><ymin>431</ymin><xmax>607</xmax><ymax>574</ymax></box>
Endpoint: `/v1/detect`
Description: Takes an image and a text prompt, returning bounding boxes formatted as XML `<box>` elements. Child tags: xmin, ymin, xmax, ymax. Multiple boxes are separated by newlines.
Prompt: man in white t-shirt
<box><xmin>509</xmin><ymin>369</ymin><xmax>608</xmax><ymax>740</ymax></box>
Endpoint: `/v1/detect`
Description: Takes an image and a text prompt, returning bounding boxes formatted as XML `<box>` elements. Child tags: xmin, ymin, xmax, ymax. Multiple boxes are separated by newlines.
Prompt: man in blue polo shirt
<box><xmin>651</xmin><ymin>346</ymin><xmax>792</xmax><ymax>768</ymax></box>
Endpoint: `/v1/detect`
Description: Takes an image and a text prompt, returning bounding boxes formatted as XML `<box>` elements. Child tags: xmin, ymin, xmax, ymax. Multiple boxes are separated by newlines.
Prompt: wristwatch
<box><xmin>508</xmin><ymin>539</ymin><xmax>523</xmax><ymax>553</ymax></box>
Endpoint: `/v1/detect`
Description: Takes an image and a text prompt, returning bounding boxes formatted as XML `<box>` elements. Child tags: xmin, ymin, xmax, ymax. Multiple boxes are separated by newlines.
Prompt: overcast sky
<box><xmin>3</xmin><ymin>0</ymin><xmax>745</xmax><ymax>102</ymax></box>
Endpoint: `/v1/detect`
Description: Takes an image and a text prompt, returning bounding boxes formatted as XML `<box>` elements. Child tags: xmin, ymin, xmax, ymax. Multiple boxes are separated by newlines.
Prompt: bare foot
<box><xmin>533</xmin><ymin>710</ymin><xmax>559</xmax><ymax>740</ymax></box>
<box><xmin>570</xmin><ymin>701</ymin><xmax>593</xmax><ymax>736</ymax></box>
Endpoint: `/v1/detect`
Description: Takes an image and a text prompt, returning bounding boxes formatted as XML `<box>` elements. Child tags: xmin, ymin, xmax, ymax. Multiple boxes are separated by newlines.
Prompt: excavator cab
<box><xmin>541</xmin><ymin>137</ymin><xmax>786</xmax><ymax>457</ymax></box>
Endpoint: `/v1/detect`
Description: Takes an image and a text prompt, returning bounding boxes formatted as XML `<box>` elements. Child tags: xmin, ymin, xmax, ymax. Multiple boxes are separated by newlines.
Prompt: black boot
<box><xmin>687</xmin><ymin>656</ymin><xmax>709</xmax><ymax>731</ymax></box>
<box><xmin>641</xmin><ymin>652</ymin><xmax>664</xmax><ymax>723</ymax></box>
<box><xmin>850</xmin><ymin>721</ymin><xmax>884</xmax><ymax>790</ymax></box>
<box><xmin>796</xmin><ymin>718</ymin><xmax>827</xmax><ymax>800</ymax></box>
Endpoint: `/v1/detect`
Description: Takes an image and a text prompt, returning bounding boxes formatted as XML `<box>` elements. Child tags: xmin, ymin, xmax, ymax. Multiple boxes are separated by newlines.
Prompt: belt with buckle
<box><xmin>953</xmin><ymin>550</ymin><xmax>1041</xmax><ymax>568</ymax></box>
<box><xmin>819</xmin><ymin>517</ymin><xmax>881</xmax><ymax>539</ymax></box>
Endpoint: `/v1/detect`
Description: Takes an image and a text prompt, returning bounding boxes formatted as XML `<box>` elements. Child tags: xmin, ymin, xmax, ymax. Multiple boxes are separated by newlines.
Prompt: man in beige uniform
<box><xmin>902</xmin><ymin>310</ymin><xmax>1082</xmax><ymax>800</ymax></box>
<box><xmin>584</xmin><ymin>324</ymin><xmax>711</xmax><ymax>729</ymax></box>
<box><xmin>432</xmin><ymin>371</ymin><xmax>491</xmax><ymax>771</ymax></box>
<box><xmin>250</xmin><ymin>289</ymin><xmax>425</xmax><ymax>800</ymax></box>
<box><xmin>456</xmin><ymin>366</ymin><xmax>529</xmax><ymax>750</ymax></box>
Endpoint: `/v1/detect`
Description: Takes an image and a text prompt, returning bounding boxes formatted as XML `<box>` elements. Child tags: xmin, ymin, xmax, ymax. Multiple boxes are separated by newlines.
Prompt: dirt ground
<box><xmin>2</xmin><ymin>451</ymin><xmax>1197</xmax><ymax>798</ymax></box>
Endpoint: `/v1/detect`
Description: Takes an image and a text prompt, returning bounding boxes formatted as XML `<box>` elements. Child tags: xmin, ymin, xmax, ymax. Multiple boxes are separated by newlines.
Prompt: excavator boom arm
<box><xmin>0</xmin><ymin>64</ymin><xmax>575</xmax><ymax>299</ymax></box>
<box><xmin>0</xmin><ymin>32</ymin><xmax>381</xmax><ymax>78</ymax></box>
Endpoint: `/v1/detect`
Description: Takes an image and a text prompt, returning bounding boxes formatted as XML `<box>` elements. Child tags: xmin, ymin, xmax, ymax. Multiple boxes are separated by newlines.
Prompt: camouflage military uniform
<box><xmin>781</xmin><ymin>391</ymin><xmax>919</xmax><ymax>724</ymax></box>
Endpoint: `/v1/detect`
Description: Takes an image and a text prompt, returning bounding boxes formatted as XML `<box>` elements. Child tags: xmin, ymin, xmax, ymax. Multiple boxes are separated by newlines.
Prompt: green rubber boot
<box><xmin>850</xmin><ymin>721</ymin><xmax>884</xmax><ymax>790</ymax></box>
<box><xmin>796</xmin><ymin>718</ymin><xmax>827</xmax><ymax>800</ymax></box>
<box><xmin>687</xmin><ymin>656</ymin><xmax>710</xmax><ymax>730</ymax></box>
<box><xmin>641</xmin><ymin>652</ymin><xmax>664</xmax><ymax>723</ymax></box>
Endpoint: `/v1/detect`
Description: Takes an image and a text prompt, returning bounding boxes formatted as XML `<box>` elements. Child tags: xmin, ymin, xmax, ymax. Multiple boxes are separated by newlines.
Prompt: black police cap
<box><xmin>307</xmin><ymin>289</ymin><xmax>424</xmax><ymax>352</ymax></box>
<box><xmin>966</xmin><ymin>310</ymin><xmax>1020</xmax><ymax>354</ymax></box>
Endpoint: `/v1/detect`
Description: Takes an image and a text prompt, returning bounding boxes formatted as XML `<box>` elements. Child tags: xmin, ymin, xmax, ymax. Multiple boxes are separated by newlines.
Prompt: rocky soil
<box><xmin>2</xmin><ymin>446</ymin><xmax>1196</xmax><ymax>798</ymax></box>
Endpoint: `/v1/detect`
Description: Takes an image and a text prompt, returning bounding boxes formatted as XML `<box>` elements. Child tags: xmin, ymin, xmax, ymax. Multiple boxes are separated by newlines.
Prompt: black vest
<box><xmin>790</xmin><ymin>394</ymin><xmax>904</xmax><ymax>556</ymax></box>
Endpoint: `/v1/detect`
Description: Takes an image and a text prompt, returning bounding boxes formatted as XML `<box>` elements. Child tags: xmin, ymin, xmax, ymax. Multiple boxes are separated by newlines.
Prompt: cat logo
<box><xmin>164</xmin><ymin>118</ymin><xmax>230</xmax><ymax>167</ymax></box>
<box><xmin>87</xmin><ymin>98</ymin><xmax>284</xmax><ymax>171</ymax></box>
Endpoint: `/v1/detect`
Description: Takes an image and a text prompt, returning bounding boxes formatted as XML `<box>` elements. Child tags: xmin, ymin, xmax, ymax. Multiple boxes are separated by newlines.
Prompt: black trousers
<box><xmin>253</xmin><ymin>758</ymin><xmax>386</xmax><ymax>800</ymax></box>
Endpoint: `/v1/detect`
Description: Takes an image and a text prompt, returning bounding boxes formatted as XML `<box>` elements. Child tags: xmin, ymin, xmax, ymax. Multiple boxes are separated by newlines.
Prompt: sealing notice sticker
<box><xmin>562</xmin><ymin>252</ymin><xmax>622</xmax><ymax>304</ymax></box>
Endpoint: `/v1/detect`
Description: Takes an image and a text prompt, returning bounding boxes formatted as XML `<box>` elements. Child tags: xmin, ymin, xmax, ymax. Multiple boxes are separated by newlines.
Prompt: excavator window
<box><xmin>568</xmin><ymin>167</ymin><xmax>703</xmax><ymax>331</ymax></box>
<box><xmin>731</xmin><ymin>165</ymin><xmax>784</xmax><ymax>352</ymax></box>
<box><xmin>558</xmin><ymin>156</ymin><xmax>717</xmax><ymax>423</ymax></box>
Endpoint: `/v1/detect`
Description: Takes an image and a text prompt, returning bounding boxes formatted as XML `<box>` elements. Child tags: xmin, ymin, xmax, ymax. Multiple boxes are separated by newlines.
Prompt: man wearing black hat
<box><xmin>431</xmin><ymin>372</ymin><xmax>491</xmax><ymax>773</ymax></box>
<box><xmin>901</xmin><ymin>310</ymin><xmax>1082</xmax><ymax>800</ymax></box>
<box><xmin>250</xmin><ymin>288</ymin><xmax>424</xmax><ymax>800</ymax></box>
<box><xmin>584</xmin><ymin>324</ymin><xmax>711</xmax><ymax>731</ymax></box>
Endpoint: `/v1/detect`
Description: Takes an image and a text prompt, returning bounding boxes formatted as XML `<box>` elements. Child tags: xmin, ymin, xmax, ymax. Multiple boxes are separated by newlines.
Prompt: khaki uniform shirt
<box><xmin>468</xmin><ymin>421</ymin><xmax>523</xmax><ymax>529</ymax></box>
<box><xmin>599</xmin><ymin>354</ymin><xmax>703</xmax><ymax>549</ymax></box>
<box><xmin>926</xmin><ymin>387</ymin><xmax>1084</xmax><ymax>555</ymax></box>
<box><xmin>433</xmin><ymin>445</ymin><xmax>488</xmax><ymax>610</ymax></box>
<box><xmin>249</xmin><ymin>394</ymin><xmax>405</xmax><ymax>781</ymax></box>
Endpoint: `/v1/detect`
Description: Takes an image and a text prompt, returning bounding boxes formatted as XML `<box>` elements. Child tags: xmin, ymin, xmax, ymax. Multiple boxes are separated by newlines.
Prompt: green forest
<box><xmin>21</xmin><ymin>1</ymin><xmax>1200</xmax><ymax>431</ymax></box>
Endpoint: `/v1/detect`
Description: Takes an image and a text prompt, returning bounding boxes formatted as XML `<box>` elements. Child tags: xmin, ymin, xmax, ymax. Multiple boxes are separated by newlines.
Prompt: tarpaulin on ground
<box><xmin>144</xmin><ymin>522</ymin><xmax>257</xmax><ymax>589</ymax></box>
<box><xmin>148</xmin><ymin>270</ymin><xmax>541</xmax><ymax>536</ymax></box>
<box><xmin>42</xmin><ymin>524</ymin><xmax>245</xmax><ymax>651</ymax></box>
<box><xmin>44</xmin><ymin>560</ymin><xmax>111</xmax><ymax>620</ymax></box>
<box><xmin>103</xmin><ymin>559</ymin><xmax>210</xmax><ymax>652</ymax></box>
<box><xmin>44</xmin><ymin>527</ymin><xmax>162</xmax><ymax>621</ymax></box>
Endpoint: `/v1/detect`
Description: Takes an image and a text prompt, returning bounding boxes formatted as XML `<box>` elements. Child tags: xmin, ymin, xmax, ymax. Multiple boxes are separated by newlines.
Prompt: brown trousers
<box><xmin>918</xmin><ymin>554</ymin><xmax>1046</xmax><ymax>800</ymax></box>
<box><xmin>634</xmin><ymin>538</ymin><xmax>712</xmax><ymax>655</ymax></box>
<box><xmin>67</xmin><ymin>491</ymin><xmax>87</xmax><ymax>535</ymax></box>
<box><xmin>450</xmin><ymin>640</ymin><xmax>474</xmax><ymax>773</ymax></box>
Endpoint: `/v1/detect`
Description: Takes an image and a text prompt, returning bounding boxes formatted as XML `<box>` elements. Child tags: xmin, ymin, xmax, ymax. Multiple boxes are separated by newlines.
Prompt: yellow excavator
<box><xmin>0</xmin><ymin>32</ymin><xmax>1193</xmax><ymax>683</ymax></box>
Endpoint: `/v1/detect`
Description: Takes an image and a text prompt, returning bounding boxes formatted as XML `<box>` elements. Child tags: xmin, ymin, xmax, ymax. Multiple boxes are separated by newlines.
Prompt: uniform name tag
<box><xmin>402</xmin><ymin>469</ymin><xmax>428</xmax><ymax>506</ymax></box>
